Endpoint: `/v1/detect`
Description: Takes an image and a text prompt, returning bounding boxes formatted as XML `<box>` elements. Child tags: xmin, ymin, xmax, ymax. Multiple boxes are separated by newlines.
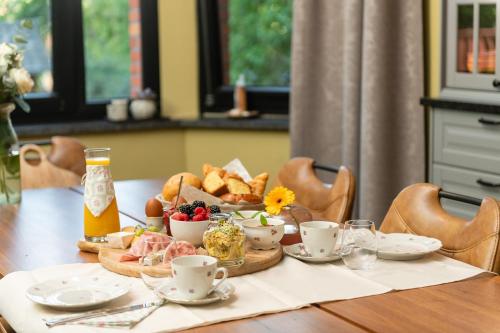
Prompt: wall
<box><xmin>425</xmin><ymin>0</ymin><xmax>441</xmax><ymax>97</ymax></box>
<box><xmin>184</xmin><ymin>130</ymin><xmax>290</xmax><ymax>184</ymax></box>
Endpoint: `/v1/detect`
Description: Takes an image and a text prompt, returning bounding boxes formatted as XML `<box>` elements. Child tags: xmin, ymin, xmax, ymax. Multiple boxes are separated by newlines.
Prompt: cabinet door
<box><xmin>446</xmin><ymin>0</ymin><xmax>498</xmax><ymax>91</ymax></box>
<box><xmin>433</xmin><ymin>109</ymin><xmax>500</xmax><ymax>174</ymax></box>
<box><xmin>432</xmin><ymin>163</ymin><xmax>500</xmax><ymax>219</ymax></box>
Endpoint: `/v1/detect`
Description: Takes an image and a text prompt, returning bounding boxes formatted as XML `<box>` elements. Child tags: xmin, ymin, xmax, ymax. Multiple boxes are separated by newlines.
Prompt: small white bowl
<box><xmin>231</xmin><ymin>210</ymin><xmax>270</xmax><ymax>225</ymax></box>
<box><xmin>169</xmin><ymin>218</ymin><xmax>210</xmax><ymax>247</ymax></box>
<box><xmin>242</xmin><ymin>218</ymin><xmax>284</xmax><ymax>250</ymax></box>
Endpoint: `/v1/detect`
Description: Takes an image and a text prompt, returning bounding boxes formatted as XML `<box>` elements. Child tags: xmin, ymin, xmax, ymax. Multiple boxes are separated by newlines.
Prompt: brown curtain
<box><xmin>290</xmin><ymin>0</ymin><xmax>425</xmax><ymax>223</ymax></box>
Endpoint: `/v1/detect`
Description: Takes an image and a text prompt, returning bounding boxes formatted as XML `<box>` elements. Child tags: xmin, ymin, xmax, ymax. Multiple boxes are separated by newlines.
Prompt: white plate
<box><xmin>156</xmin><ymin>279</ymin><xmax>235</xmax><ymax>305</ymax></box>
<box><xmin>283</xmin><ymin>243</ymin><xmax>341</xmax><ymax>263</ymax></box>
<box><xmin>26</xmin><ymin>276</ymin><xmax>130</xmax><ymax>310</ymax></box>
<box><xmin>377</xmin><ymin>233</ymin><xmax>442</xmax><ymax>260</ymax></box>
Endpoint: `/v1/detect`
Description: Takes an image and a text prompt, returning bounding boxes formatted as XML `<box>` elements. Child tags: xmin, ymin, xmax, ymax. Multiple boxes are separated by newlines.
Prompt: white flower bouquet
<box><xmin>0</xmin><ymin>42</ymin><xmax>34</xmax><ymax>112</ymax></box>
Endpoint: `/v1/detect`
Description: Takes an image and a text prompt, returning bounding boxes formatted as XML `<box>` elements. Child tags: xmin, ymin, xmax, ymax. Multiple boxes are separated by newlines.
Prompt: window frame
<box><xmin>11</xmin><ymin>0</ymin><xmax>160</xmax><ymax>124</ymax></box>
<box><xmin>197</xmin><ymin>0</ymin><xmax>290</xmax><ymax>116</ymax></box>
<box><xmin>443</xmin><ymin>0</ymin><xmax>499</xmax><ymax>92</ymax></box>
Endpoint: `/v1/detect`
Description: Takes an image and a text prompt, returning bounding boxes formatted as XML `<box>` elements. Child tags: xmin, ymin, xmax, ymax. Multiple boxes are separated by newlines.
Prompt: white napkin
<box><xmin>45</xmin><ymin>303</ymin><xmax>160</xmax><ymax>329</ymax></box>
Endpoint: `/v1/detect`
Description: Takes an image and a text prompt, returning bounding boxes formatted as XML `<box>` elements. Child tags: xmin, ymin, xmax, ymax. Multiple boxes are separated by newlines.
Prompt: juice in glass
<box><xmin>83</xmin><ymin>148</ymin><xmax>120</xmax><ymax>242</ymax></box>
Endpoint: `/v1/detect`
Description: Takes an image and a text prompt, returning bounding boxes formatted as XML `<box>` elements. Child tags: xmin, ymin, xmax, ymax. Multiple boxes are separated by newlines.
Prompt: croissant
<box><xmin>249</xmin><ymin>172</ymin><xmax>269</xmax><ymax>197</ymax></box>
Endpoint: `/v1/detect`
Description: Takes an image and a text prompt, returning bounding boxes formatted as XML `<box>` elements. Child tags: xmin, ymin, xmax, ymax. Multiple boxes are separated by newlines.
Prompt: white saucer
<box><xmin>283</xmin><ymin>243</ymin><xmax>341</xmax><ymax>263</ymax></box>
<box><xmin>377</xmin><ymin>232</ymin><xmax>442</xmax><ymax>260</ymax></box>
<box><xmin>156</xmin><ymin>280</ymin><xmax>235</xmax><ymax>305</ymax></box>
<box><xmin>26</xmin><ymin>276</ymin><xmax>130</xmax><ymax>310</ymax></box>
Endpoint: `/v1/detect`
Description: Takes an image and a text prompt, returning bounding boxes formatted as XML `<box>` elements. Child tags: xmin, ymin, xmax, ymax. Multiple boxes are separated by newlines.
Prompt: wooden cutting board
<box><xmin>98</xmin><ymin>242</ymin><xmax>282</xmax><ymax>278</ymax></box>
<box><xmin>77</xmin><ymin>240</ymin><xmax>114</xmax><ymax>254</ymax></box>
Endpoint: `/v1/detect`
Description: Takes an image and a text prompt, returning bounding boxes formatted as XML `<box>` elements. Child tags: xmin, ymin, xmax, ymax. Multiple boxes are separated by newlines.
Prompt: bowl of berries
<box><xmin>165</xmin><ymin>200</ymin><xmax>221</xmax><ymax>247</ymax></box>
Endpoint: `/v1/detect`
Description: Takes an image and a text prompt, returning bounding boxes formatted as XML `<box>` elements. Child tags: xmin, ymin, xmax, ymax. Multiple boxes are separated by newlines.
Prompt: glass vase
<box><xmin>0</xmin><ymin>103</ymin><xmax>21</xmax><ymax>205</ymax></box>
<box><xmin>276</xmin><ymin>205</ymin><xmax>313</xmax><ymax>245</ymax></box>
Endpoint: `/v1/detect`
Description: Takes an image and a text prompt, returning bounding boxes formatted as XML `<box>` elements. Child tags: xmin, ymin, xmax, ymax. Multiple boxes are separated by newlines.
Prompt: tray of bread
<box><xmin>157</xmin><ymin>159</ymin><xmax>268</xmax><ymax>212</ymax></box>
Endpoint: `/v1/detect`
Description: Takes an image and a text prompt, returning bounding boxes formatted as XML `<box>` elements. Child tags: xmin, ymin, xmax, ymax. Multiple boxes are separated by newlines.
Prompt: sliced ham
<box><xmin>120</xmin><ymin>232</ymin><xmax>172</xmax><ymax>262</ymax></box>
<box><xmin>163</xmin><ymin>241</ymin><xmax>196</xmax><ymax>264</ymax></box>
<box><xmin>119</xmin><ymin>232</ymin><xmax>196</xmax><ymax>263</ymax></box>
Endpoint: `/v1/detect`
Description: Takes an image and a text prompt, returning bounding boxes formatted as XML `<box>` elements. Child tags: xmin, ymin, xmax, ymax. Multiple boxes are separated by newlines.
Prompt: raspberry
<box><xmin>194</xmin><ymin>207</ymin><xmax>206</xmax><ymax>215</ymax></box>
<box><xmin>192</xmin><ymin>214</ymin><xmax>207</xmax><ymax>222</ymax></box>
<box><xmin>171</xmin><ymin>212</ymin><xmax>189</xmax><ymax>221</ymax></box>
<box><xmin>192</xmin><ymin>200</ymin><xmax>206</xmax><ymax>209</ymax></box>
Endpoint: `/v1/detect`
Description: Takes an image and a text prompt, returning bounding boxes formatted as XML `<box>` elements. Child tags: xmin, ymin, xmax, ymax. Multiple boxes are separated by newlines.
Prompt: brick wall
<box><xmin>129</xmin><ymin>0</ymin><xmax>142</xmax><ymax>97</ymax></box>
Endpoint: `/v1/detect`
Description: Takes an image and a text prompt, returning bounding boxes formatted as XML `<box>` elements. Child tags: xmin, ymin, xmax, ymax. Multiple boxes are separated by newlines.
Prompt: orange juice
<box><xmin>83</xmin><ymin>150</ymin><xmax>120</xmax><ymax>242</ymax></box>
<box><xmin>84</xmin><ymin>197</ymin><xmax>120</xmax><ymax>238</ymax></box>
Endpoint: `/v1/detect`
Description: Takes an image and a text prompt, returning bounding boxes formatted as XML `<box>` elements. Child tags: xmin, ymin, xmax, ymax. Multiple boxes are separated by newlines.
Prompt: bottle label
<box><xmin>83</xmin><ymin>165</ymin><xmax>115</xmax><ymax>217</ymax></box>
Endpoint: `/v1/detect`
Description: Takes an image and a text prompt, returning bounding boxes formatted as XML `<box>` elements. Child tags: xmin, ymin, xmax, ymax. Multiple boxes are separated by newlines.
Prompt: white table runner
<box><xmin>0</xmin><ymin>254</ymin><xmax>488</xmax><ymax>333</ymax></box>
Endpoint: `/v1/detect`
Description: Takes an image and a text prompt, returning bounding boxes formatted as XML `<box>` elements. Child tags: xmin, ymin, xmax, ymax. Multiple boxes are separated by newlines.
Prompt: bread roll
<box><xmin>162</xmin><ymin>172</ymin><xmax>202</xmax><ymax>201</ymax></box>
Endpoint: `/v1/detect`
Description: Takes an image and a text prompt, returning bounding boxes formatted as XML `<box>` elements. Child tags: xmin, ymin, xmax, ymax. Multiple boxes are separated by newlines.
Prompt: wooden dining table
<box><xmin>1</xmin><ymin>179</ymin><xmax>499</xmax><ymax>333</ymax></box>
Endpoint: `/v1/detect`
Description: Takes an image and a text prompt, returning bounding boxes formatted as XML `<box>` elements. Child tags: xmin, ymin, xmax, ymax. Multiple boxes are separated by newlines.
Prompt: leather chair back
<box><xmin>20</xmin><ymin>144</ymin><xmax>82</xmax><ymax>189</ymax></box>
<box><xmin>380</xmin><ymin>183</ymin><xmax>500</xmax><ymax>272</ymax></box>
<box><xmin>47</xmin><ymin>136</ymin><xmax>86</xmax><ymax>177</ymax></box>
<box><xmin>274</xmin><ymin>157</ymin><xmax>355</xmax><ymax>223</ymax></box>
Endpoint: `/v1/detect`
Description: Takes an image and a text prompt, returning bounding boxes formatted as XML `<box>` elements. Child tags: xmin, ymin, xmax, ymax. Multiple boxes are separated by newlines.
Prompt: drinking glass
<box><xmin>339</xmin><ymin>220</ymin><xmax>377</xmax><ymax>270</ymax></box>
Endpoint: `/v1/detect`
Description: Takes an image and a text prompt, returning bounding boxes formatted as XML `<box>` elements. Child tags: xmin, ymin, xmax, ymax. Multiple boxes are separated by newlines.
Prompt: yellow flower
<box><xmin>264</xmin><ymin>186</ymin><xmax>295</xmax><ymax>215</ymax></box>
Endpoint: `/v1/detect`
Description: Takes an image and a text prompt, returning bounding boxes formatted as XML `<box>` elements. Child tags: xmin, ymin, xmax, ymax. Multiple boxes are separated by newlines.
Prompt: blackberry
<box><xmin>178</xmin><ymin>204</ymin><xmax>194</xmax><ymax>216</ymax></box>
<box><xmin>192</xmin><ymin>200</ymin><xmax>206</xmax><ymax>209</ymax></box>
<box><xmin>208</xmin><ymin>205</ymin><xmax>221</xmax><ymax>214</ymax></box>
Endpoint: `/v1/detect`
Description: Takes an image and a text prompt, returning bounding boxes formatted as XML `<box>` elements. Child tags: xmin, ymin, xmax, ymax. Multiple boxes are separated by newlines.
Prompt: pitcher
<box><xmin>83</xmin><ymin>148</ymin><xmax>120</xmax><ymax>242</ymax></box>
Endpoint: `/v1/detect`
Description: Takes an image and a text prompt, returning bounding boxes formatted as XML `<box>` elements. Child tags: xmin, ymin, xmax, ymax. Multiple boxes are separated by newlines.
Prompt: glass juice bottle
<box><xmin>83</xmin><ymin>148</ymin><xmax>120</xmax><ymax>242</ymax></box>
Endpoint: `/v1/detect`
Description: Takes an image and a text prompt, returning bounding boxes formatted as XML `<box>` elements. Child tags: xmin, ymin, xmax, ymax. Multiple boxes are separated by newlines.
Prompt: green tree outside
<box><xmin>228</xmin><ymin>0</ymin><xmax>292</xmax><ymax>86</ymax></box>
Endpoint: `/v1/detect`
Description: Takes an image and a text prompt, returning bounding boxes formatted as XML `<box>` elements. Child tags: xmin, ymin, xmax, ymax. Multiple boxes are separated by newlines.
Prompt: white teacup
<box><xmin>300</xmin><ymin>221</ymin><xmax>339</xmax><ymax>257</ymax></box>
<box><xmin>171</xmin><ymin>255</ymin><xmax>228</xmax><ymax>300</ymax></box>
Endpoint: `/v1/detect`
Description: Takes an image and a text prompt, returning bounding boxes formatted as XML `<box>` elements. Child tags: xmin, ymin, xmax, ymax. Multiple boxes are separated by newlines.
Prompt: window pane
<box><xmin>83</xmin><ymin>0</ymin><xmax>141</xmax><ymax>101</ymax></box>
<box><xmin>457</xmin><ymin>4</ymin><xmax>473</xmax><ymax>73</ymax></box>
<box><xmin>0</xmin><ymin>0</ymin><xmax>53</xmax><ymax>94</ymax></box>
<box><xmin>478</xmin><ymin>4</ymin><xmax>495</xmax><ymax>74</ymax></box>
<box><xmin>218</xmin><ymin>0</ymin><xmax>292</xmax><ymax>86</ymax></box>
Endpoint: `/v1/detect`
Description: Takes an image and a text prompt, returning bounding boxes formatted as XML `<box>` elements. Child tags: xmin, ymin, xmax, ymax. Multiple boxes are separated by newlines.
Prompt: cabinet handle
<box><xmin>477</xmin><ymin>179</ymin><xmax>500</xmax><ymax>187</ymax></box>
<box><xmin>478</xmin><ymin>117</ymin><xmax>500</xmax><ymax>125</ymax></box>
<box><xmin>493</xmin><ymin>79</ymin><xmax>500</xmax><ymax>87</ymax></box>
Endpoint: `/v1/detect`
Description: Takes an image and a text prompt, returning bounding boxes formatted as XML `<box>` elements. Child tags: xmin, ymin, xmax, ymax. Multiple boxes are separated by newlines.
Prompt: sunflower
<box><xmin>264</xmin><ymin>186</ymin><xmax>295</xmax><ymax>215</ymax></box>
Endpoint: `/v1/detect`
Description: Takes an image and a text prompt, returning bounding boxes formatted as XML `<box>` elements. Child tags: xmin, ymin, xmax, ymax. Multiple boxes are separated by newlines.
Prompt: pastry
<box><xmin>162</xmin><ymin>172</ymin><xmax>202</xmax><ymax>201</ymax></box>
<box><xmin>226</xmin><ymin>177</ymin><xmax>252</xmax><ymax>194</ymax></box>
<box><xmin>219</xmin><ymin>193</ymin><xmax>262</xmax><ymax>204</ymax></box>
<box><xmin>248</xmin><ymin>172</ymin><xmax>269</xmax><ymax>197</ymax></box>
<box><xmin>202</xmin><ymin>171</ymin><xmax>228</xmax><ymax>196</ymax></box>
<box><xmin>202</xmin><ymin>163</ymin><xmax>225</xmax><ymax>177</ymax></box>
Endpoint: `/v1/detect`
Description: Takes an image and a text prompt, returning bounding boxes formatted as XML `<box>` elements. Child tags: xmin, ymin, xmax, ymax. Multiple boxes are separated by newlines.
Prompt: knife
<box><xmin>43</xmin><ymin>299</ymin><xmax>165</xmax><ymax>327</ymax></box>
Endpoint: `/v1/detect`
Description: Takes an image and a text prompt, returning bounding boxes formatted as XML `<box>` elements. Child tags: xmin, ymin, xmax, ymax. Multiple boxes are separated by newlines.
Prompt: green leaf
<box><xmin>13</xmin><ymin>96</ymin><xmax>30</xmax><ymax>113</ymax></box>
<box><xmin>234</xmin><ymin>211</ymin><xmax>245</xmax><ymax>218</ymax></box>
<box><xmin>251</xmin><ymin>211</ymin><xmax>262</xmax><ymax>218</ymax></box>
<box><xmin>20</xmin><ymin>19</ymin><xmax>33</xmax><ymax>29</ymax></box>
<box><xmin>260</xmin><ymin>214</ymin><xmax>268</xmax><ymax>226</ymax></box>
<box><xmin>12</xmin><ymin>35</ymin><xmax>27</xmax><ymax>44</ymax></box>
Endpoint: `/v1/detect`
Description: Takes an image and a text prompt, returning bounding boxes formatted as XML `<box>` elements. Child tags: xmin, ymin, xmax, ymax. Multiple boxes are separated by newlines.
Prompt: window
<box><xmin>198</xmin><ymin>0</ymin><xmax>292</xmax><ymax>115</ymax></box>
<box><xmin>445</xmin><ymin>0</ymin><xmax>498</xmax><ymax>92</ymax></box>
<box><xmin>0</xmin><ymin>0</ymin><xmax>159</xmax><ymax>123</ymax></box>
